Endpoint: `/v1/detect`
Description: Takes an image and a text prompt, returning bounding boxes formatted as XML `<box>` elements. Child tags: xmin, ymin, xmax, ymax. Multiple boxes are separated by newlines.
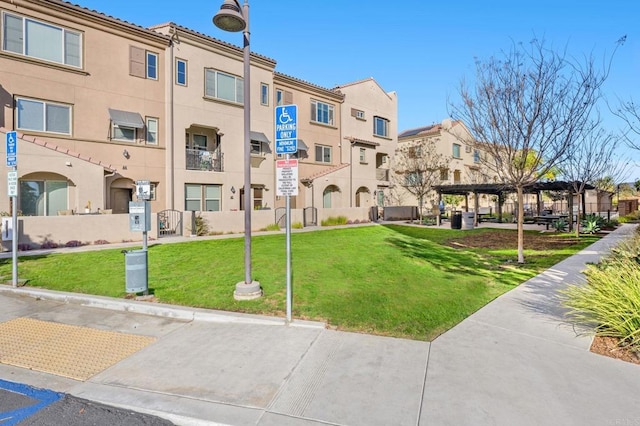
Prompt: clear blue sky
<box><xmin>74</xmin><ymin>0</ymin><xmax>640</xmax><ymax>177</ymax></box>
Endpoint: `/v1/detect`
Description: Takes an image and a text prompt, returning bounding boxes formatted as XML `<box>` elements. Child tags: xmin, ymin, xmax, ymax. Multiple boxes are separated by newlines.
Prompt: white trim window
<box><xmin>16</xmin><ymin>97</ymin><xmax>71</xmax><ymax>135</ymax></box>
<box><xmin>260</xmin><ymin>83</ymin><xmax>269</xmax><ymax>106</ymax></box>
<box><xmin>176</xmin><ymin>58</ymin><xmax>187</xmax><ymax>86</ymax></box>
<box><xmin>315</xmin><ymin>144</ymin><xmax>332</xmax><ymax>163</ymax></box>
<box><xmin>3</xmin><ymin>12</ymin><xmax>82</xmax><ymax>68</ymax></box>
<box><xmin>112</xmin><ymin>124</ymin><xmax>136</xmax><ymax>142</ymax></box>
<box><xmin>359</xmin><ymin>147</ymin><xmax>366</xmax><ymax>163</ymax></box>
<box><xmin>205</xmin><ymin>69</ymin><xmax>243</xmax><ymax>103</ymax></box>
<box><xmin>374</xmin><ymin>116</ymin><xmax>389</xmax><ymax>137</ymax></box>
<box><xmin>311</xmin><ymin>100</ymin><xmax>334</xmax><ymax>125</ymax></box>
<box><xmin>275</xmin><ymin>89</ymin><xmax>284</xmax><ymax>106</ymax></box>
<box><xmin>185</xmin><ymin>184</ymin><xmax>221</xmax><ymax>211</ymax></box>
<box><xmin>145</xmin><ymin>117</ymin><xmax>158</xmax><ymax>145</ymax></box>
<box><xmin>146</xmin><ymin>51</ymin><xmax>158</xmax><ymax>80</ymax></box>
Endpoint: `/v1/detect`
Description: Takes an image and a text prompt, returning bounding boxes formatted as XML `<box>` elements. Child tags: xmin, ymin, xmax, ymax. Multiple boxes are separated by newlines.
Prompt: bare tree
<box><xmin>393</xmin><ymin>139</ymin><xmax>451</xmax><ymax>222</ymax></box>
<box><xmin>614</xmin><ymin>97</ymin><xmax>640</xmax><ymax>150</ymax></box>
<box><xmin>450</xmin><ymin>38</ymin><xmax>616</xmax><ymax>263</ymax></box>
<box><xmin>559</xmin><ymin>127</ymin><xmax>629</xmax><ymax>236</ymax></box>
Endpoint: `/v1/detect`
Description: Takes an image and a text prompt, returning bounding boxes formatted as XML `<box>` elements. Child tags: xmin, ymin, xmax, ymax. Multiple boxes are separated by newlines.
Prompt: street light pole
<box><xmin>213</xmin><ymin>0</ymin><xmax>261</xmax><ymax>299</ymax></box>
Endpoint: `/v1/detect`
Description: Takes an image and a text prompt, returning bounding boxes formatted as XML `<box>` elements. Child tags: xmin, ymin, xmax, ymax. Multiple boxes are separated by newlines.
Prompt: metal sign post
<box><xmin>6</xmin><ymin>131</ymin><xmax>18</xmax><ymax>287</ymax></box>
<box><xmin>275</xmin><ymin>105</ymin><xmax>298</xmax><ymax>324</ymax></box>
<box><xmin>276</xmin><ymin>158</ymin><xmax>298</xmax><ymax>323</ymax></box>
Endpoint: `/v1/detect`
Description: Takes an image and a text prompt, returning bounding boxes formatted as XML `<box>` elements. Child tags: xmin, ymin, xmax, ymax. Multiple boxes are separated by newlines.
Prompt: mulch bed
<box><xmin>591</xmin><ymin>336</ymin><xmax>640</xmax><ymax>365</ymax></box>
<box><xmin>444</xmin><ymin>230</ymin><xmax>584</xmax><ymax>251</ymax></box>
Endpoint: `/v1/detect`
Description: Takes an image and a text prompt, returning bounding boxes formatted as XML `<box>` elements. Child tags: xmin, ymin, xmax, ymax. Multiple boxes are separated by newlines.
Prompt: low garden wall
<box><xmin>3</xmin><ymin>207</ymin><xmax>372</xmax><ymax>250</ymax></box>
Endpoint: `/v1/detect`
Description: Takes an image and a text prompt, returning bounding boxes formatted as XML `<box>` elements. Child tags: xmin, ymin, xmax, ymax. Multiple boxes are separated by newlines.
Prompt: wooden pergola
<box><xmin>432</xmin><ymin>181</ymin><xmax>595</xmax><ymax>227</ymax></box>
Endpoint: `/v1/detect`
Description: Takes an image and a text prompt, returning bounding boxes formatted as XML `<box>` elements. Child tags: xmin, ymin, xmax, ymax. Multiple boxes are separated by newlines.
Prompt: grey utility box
<box><xmin>124</xmin><ymin>249</ymin><xmax>148</xmax><ymax>293</ymax></box>
<box><xmin>129</xmin><ymin>201</ymin><xmax>151</xmax><ymax>232</ymax></box>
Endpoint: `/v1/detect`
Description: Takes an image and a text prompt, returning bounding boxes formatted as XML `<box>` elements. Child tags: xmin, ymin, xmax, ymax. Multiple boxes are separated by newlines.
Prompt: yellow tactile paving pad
<box><xmin>0</xmin><ymin>317</ymin><xmax>156</xmax><ymax>381</ymax></box>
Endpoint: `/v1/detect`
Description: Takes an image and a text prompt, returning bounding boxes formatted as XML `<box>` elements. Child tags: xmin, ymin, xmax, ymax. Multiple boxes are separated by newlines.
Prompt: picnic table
<box><xmin>533</xmin><ymin>214</ymin><xmax>568</xmax><ymax>230</ymax></box>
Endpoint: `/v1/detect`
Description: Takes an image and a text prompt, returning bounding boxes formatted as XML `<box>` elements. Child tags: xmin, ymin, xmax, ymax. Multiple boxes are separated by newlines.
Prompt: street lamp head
<box><xmin>213</xmin><ymin>0</ymin><xmax>246</xmax><ymax>32</ymax></box>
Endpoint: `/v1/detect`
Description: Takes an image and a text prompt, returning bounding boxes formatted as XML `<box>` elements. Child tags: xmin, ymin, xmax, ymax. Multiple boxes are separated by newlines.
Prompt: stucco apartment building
<box><xmin>0</xmin><ymin>0</ymin><xmax>397</xmax><ymax>244</ymax></box>
<box><xmin>0</xmin><ymin>0</ymin><xmax>169</xmax><ymax>216</ymax></box>
<box><xmin>395</xmin><ymin>119</ymin><xmax>495</xmax><ymax>211</ymax></box>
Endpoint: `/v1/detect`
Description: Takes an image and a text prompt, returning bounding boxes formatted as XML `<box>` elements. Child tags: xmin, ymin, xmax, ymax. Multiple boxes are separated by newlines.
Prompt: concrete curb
<box><xmin>0</xmin><ymin>285</ymin><xmax>326</xmax><ymax>329</ymax></box>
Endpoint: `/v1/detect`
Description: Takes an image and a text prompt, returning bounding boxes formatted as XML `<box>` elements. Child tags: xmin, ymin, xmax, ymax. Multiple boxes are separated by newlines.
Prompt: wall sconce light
<box><xmin>122</xmin><ymin>149</ymin><xmax>130</xmax><ymax>159</ymax></box>
<box><xmin>230</xmin><ymin>186</ymin><xmax>236</xmax><ymax>194</ymax></box>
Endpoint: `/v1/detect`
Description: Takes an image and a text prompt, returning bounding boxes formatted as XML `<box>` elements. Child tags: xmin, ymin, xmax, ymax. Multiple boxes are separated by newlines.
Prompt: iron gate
<box><xmin>275</xmin><ymin>207</ymin><xmax>286</xmax><ymax>227</ymax></box>
<box><xmin>157</xmin><ymin>209</ymin><xmax>183</xmax><ymax>238</ymax></box>
<box><xmin>303</xmin><ymin>207</ymin><xmax>317</xmax><ymax>227</ymax></box>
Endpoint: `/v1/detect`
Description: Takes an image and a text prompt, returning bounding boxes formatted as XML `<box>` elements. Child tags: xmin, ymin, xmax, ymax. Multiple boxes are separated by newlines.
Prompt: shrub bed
<box><xmin>562</xmin><ymin>227</ymin><xmax>640</xmax><ymax>354</ymax></box>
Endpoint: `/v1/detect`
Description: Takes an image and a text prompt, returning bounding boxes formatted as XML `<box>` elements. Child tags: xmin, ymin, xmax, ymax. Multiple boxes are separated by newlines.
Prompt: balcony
<box><xmin>186</xmin><ymin>148</ymin><xmax>223</xmax><ymax>172</ymax></box>
<box><xmin>376</xmin><ymin>168</ymin><xmax>390</xmax><ymax>181</ymax></box>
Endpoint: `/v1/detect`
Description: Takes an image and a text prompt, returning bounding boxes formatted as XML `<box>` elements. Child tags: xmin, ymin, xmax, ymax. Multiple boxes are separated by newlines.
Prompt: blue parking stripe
<box><xmin>0</xmin><ymin>379</ymin><xmax>63</xmax><ymax>426</ymax></box>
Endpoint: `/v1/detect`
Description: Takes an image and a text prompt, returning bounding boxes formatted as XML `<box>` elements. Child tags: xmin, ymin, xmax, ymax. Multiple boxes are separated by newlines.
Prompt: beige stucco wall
<box><xmin>9</xmin><ymin>214</ymin><xmax>147</xmax><ymax>248</ymax></box>
<box><xmin>6</xmin><ymin>207</ymin><xmax>373</xmax><ymax>249</ymax></box>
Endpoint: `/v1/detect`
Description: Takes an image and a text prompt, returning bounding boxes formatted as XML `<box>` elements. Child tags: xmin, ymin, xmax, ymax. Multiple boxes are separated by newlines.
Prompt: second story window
<box><xmin>374</xmin><ymin>116</ymin><xmax>389</xmax><ymax>137</ymax></box>
<box><xmin>311</xmin><ymin>100</ymin><xmax>334</xmax><ymax>125</ymax></box>
<box><xmin>3</xmin><ymin>13</ymin><xmax>82</xmax><ymax>68</ymax></box>
<box><xmin>250</xmin><ymin>140</ymin><xmax>262</xmax><ymax>155</ymax></box>
<box><xmin>315</xmin><ymin>144</ymin><xmax>332</xmax><ymax>163</ymax></box>
<box><xmin>453</xmin><ymin>143</ymin><xmax>461</xmax><ymax>159</ymax></box>
<box><xmin>473</xmin><ymin>149</ymin><xmax>481</xmax><ymax>163</ymax></box>
<box><xmin>205</xmin><ymin>69</ymin><xmax>243</xmax><ymax>104</ymax></box>
<box><xmin>359</xmin><ymin>148</ymin><xmax>366</xmax><ymax>163</ymax></box>
<box><xmin>113</xmin><ymin>124</ymin><xmax>136</xmax><ymax>142</ymax></box>
<box><xmin>260</xmin><ymin>83</ymin><xmax>269</xmax><ymax>106</ymax></box>
<box><xmin>145</xmin><ymin>117</ymin><xmax>158</xmax><ymax>145</ymax></box>
<box><xmin>16</xmin><ymin>97</ymin><xmax>71</xmax><ymax>135</ymax></box>
<box><xmin>176</xmin><ymin>59</ymin><xmax>187</xmax><ymax>86</ymax></box>
<box><xmin>275</xmin><ymin>89</ymin><xmax>283</xmax><ymax>106</ymax></box>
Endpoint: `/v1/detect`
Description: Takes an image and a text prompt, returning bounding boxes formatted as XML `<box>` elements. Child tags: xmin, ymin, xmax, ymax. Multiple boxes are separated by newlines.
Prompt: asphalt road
<box><xmin>0</xmin><ymin>380</ymin><xmax>174</xmax><ymax>426</ymax></box>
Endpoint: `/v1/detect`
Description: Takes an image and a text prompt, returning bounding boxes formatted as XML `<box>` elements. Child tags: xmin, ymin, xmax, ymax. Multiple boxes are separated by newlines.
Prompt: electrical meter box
<box><xmin>129</xmin><ymin>201</ymin><xmax>151</xmax><ymax>232</ymax></box>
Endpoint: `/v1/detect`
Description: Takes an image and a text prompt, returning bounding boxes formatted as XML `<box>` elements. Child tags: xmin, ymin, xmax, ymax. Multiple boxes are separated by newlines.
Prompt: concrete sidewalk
<box><xmin>0</xmin><ymin>225</ymin><xmax>639</xmax><ymax>425</ymax></box>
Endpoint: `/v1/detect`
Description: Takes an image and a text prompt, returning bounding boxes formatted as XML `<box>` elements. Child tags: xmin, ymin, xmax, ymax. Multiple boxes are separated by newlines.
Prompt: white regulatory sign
<box><xmin>276</xmin><ymin>159</ymin><xmax>298</xmax><ymax>196</ymax></box>
<box><xmin>7</xmin><ymin>170</ymin><xmax>17</xmax><ymax>197</ymax></box>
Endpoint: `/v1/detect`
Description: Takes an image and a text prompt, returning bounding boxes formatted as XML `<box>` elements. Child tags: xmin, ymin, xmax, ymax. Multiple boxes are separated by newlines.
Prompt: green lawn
<box><xmin>0</xmin><ymin>225</ymin><xmax>599</xmax><ymax>341</ymax></box>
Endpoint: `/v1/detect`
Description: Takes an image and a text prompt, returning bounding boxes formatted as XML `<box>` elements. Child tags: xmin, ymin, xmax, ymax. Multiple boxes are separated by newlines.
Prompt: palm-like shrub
<box><xmin>581</xmin><ymin>213</ymin><xmax>604</xmax><ymax>234</ymax></box>
<box><xmin>552</xmin><ymin>218</ymin><xmax>568</xmax><ymax>232</ymax></box>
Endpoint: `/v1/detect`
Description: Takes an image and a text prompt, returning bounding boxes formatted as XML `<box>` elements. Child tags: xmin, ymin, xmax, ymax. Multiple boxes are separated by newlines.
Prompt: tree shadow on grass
<box><xmin>383</xmin><ymin>234</ymin><xmax>493</xmax><ymax>280</ymax></box>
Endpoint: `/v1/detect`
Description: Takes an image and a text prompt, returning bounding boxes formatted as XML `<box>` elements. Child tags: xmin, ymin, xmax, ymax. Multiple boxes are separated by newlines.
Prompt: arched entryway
<box><xmin>355</xmin><ymin>186</ymin><xmax>370</xmax><ymax>207</ymax></box>
<box><xmin>110</xmin><ymin>178</ymin><xmax>134</xmax><ymax>214</ymax></box>
<box><xmin>322</xmin><ymin>185</ymin><xmax>340</xmax><ymax>208</ymax></box>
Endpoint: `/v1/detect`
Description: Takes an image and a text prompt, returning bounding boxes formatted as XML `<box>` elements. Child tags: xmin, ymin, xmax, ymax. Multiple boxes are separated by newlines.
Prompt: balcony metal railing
<box><xmin>376</xmin><ymin>168</ymin><xmax>390</xmax><ymax>181</ymax></box>
<box><xmin>186</xmin><ymin>148</ymin><xmax>223</xmax><ymax>172</ymax></box>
